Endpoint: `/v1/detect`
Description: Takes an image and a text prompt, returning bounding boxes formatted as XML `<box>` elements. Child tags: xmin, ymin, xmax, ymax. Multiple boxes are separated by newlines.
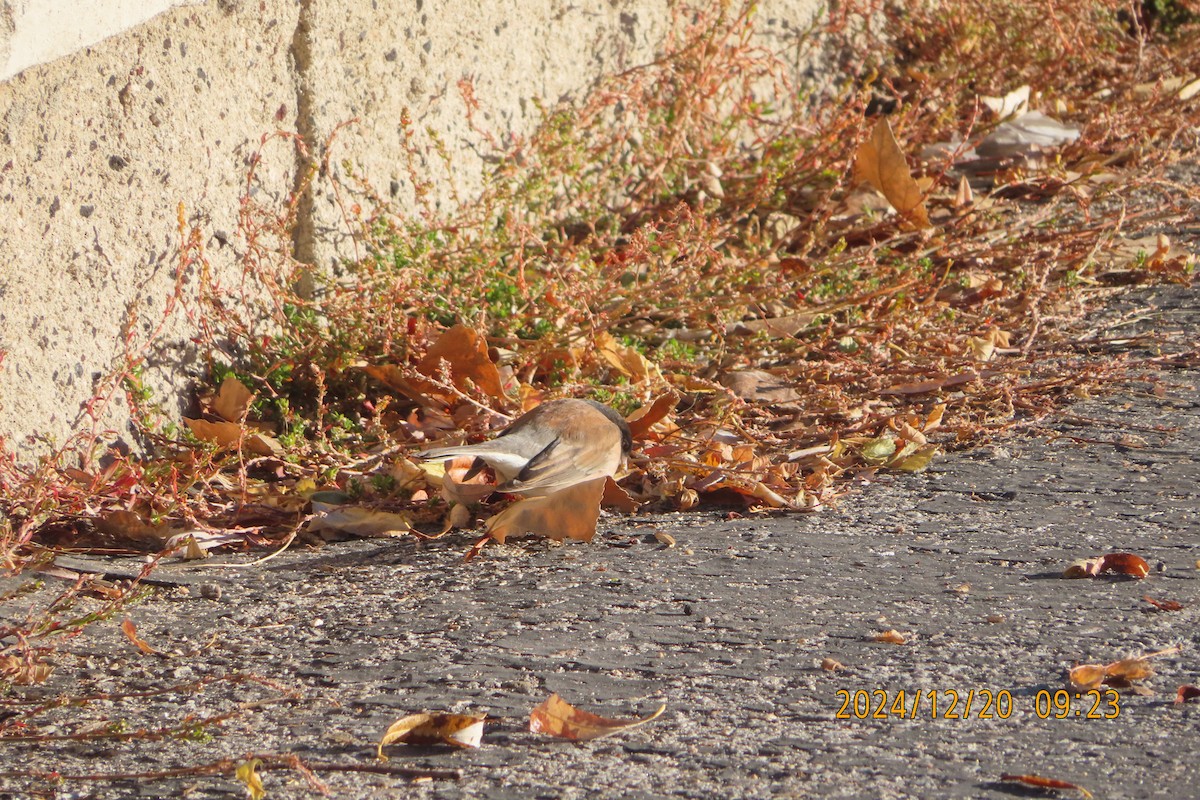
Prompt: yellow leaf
<box><xmin>235</xmin><ymin>759</ymin><xmax>266</xmax><ymax>800</ymax></box>
<box><xmin>853</xmin><ymin>117</ymin><xmax>932</xmax><ymax>229</ymax></box>
<box><xmin>529</xmin><ymin>693</ymin><xmax>665</xmax><ymax>741</ymax></box>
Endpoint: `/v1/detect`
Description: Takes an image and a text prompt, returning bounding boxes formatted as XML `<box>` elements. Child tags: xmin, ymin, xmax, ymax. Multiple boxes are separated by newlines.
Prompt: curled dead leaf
<box><xmin>1174</xmin><ymin>685</ymin><xmax>1200</xmax><ymax>704</ymax></box>
<box><xmin>602</xmin><ymin>477</ymin><xmax>641</xmax><ymax>513</ymax></box>
<box><xmin>418</xmin><ymin>324</ymin><xmax>508</xmax><ymax>402</ymax></box>
<box><xmin>873</xmin><ymin>629</ymin><xmax>907</xmax><ymax>645</ymax></box>
<box><xmin>1098</xmin><ymin>552</ymin><xmax>1149</xmax><ymax>578</ymax></box>
<box><xmin>529</xmin><ymin>693</ymin><xmax>665</xmax><ymax>742</ymax></box>
<box><xmin>596</xmin><ymin>332</ymin><xmax>663</xmax><ymax>385</ymax></box>
<box><xmin>1067</xmin><ymin>664</ymin><xmax>1108</xmax><ymax>690</ymax></box>
<box><xmin>999</xmin><ymin>774</ymin><xmax>1092</xmax><ymax>799</ymax></box>
<box><xmin>0</xmin><ymin>655</ymin><xmax>53</xmax><ymax>685</ymax></box>
<box><xmin>625</xmin><ymin>390</ymin><xmax>680</xmax><ymax>439</ymax></box>
<box><xmin>377</xmin><ymin>712</ymin><xmax>486</xmax><ymax>756</ymax></box>
<box><xmin>1064</xmin><ymin>552</ymin><xmax>1149</xmax><ymax>579</ymax></box>
<box><xmin>236</xmin><ymin>759</ymin><xmax>266</xmax><ymax>800</ymax></box>
<box><xmin>821</xmin><ymin>658</ymin><xmax>845</xmax><ymax>672</ymax></box>
<box><xmin>121</xmin><ymin>619</ymin><xmax>157</xmax><ymax>656</ymax></box>
<box><xmin>1143</xmin><ymin>596</ymin><xmax>1184</xmax><ymax>612</ymax></box>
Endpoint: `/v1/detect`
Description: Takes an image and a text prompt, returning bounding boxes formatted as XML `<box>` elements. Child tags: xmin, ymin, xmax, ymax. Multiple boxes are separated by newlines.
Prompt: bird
<box><xmin>416</xmin><ymin>399</ymin><xmax>632</xmax><ymax>498</ymax></box>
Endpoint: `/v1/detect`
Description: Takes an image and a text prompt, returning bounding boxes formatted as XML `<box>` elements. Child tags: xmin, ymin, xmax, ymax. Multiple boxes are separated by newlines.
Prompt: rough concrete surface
<box><xmin>0</xmin><ymin>0</ymin><xmax>823</xmax><ymax>463</ymax></box>
<box><xmin>0</xmin><ymin>284</ymin><xmax>1196</xmax><ymax>798</ymax></box>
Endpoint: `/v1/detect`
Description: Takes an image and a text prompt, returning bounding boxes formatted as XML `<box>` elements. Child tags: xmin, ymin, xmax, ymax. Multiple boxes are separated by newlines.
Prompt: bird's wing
<box><xmin>497</xmin><ymin>436</ymin><xmax>616</xmax><ymax>495</ymax></box>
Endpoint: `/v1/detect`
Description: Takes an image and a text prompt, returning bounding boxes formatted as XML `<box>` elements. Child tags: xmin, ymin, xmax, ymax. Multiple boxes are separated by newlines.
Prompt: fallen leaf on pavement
<box><xmin>121</xmin><ymin>619</ymin><xmax>157</xmax><ymax>656</ymax></box>
<box><xmin>1068</xmin><ymin>646</ymin><xmax>1180</xmax><ymax>690</ymax></box>
<box><xmin>1143</xmin><ymin>596</ymin><xmax>1184</xmax><ymax>612</ymax></box>
<box><xmin>873</xmin><ymin>629</ymin><xmax>907</xmax><ymax>645</ymax></box>
<box><xmin>486</xmin><ymin>477</ymin><xmax>607</xmax><ymax>543</ymax></box>
<box><xmin>1174</xmin><ymin>685</ymin><xmax>1200</xmax><ymax>704</ymax></box>
<box><xmin>1063</xmin><ymin>552</ymin><xmax>1149</xmax><ymax>579</ymax></box>
<box><xmin>236</xmin><ymin>758</ymin><xmax>266</xmax><ymax>800</ymax></box>
<box><xmin>1000</xmin><ymin>773</ymin><xmax>1092</xmax><ymax>798</ymax></box>
<box><xmin>377</xmin><ymin>712</ymin><xmax>486</xmax><ymax>756</ymax></box>
<box><xmin>529</xmin><ymin>693</ymin><xmax>665</xmax><ymax>741</ymax></box>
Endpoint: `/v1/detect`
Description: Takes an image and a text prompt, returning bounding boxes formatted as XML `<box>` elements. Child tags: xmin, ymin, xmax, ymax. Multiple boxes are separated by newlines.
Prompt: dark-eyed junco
<box><xmin>417</xmin><ymin>399</ymin><xmax>632</xmax><ymax>497</ymax></box>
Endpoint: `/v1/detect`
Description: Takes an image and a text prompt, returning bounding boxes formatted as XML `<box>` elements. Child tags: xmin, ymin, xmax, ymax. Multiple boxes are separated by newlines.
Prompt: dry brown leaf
<box><xmin>653</xmin><ymin>531</ymin><xmax>676</xmax><ymax>548</ymax></box>
<box><xmin>377</xmin><ymin>712</ymin><xmax>485</xmax><ymax>756</ymax></box>
<box><xmin>486</xmin><ymin>477</ymin><xmax>606</xmax><ymax>543</ymax></box>
<box><xmin>1143</xmin><ymin>596</ymin><xmax>1184</xmax><ymax>612</ymax></box>
<box><xmin>94</xmin><ymin>509</ymin><xmax>173</xmax><ymax>543</ymax></box>
<box><xmin>1174</xmin><ymin>685</ymin><xmax>1200</xmax><ymax>704</ymax></box>
<box><xmin>418</xmin><ymin>324</ymin><xmax>507</xmax><ymax>402</ymax></box>
<box><xmin>437</xmin><ymin>455</ymin><xmax>499</xmax><ymax>505</ymax></box>
<box><xmin>719</xmin><ymin>369</ymin><xmax>803</xmax><ymax>403</ymax></box>
<box><xmin>0</xmin><ymin>655</ymin><xmax>53</xmax><ymax>685</ymax></box>
<box><xmin>184</xmin><ymin>418</ymin><xmax>282</xmax><ymax>456</ymax></box>
<box><xmin>626</xmin><ymin>390</ymin><xmax>680</xmax><ymax>439</ymax></box>
<box><xmin>821</xmin><ymin>658</ymin><xmax>845</xmax><ymax>671</ymax></box>
<box><xmin>213</xmin><ymin>376</ymin><xmax>255</xmax><ymax>422</ymax></box>
<box><xmin>1063</xmin><ymin>557</ymin><xmax>1104</xmax><ymax>578</ymax></box>
<box><xmin>1067</xmin><ymin>663</ymin><xmax>1108</xmax><ymax>690</ymax></box>
<box><xmin>307</xmin><ymin>505</ymin><xmax>413</xmax><ymax>539</ymax></box>
<box><xmin>596</xmin><ymin>332</ymin><xmax>663</xmax><ymax>385</ymax></box>
<box><xmin>1098</xmin><ymin>552</ymin><xmax>1150</xmax><ymax>578</ymax></box>
<box><xmin>1103</xmin><ymin>658</ymin><xmax>1155</xmax><ymax>686</ymax></box>
<box><xmin>1000</xmin><ymin>774</ymin><xmax>1092</xmax><ymax>799</ymax></box>
<box><xmin>1069</xmin><ymin>646</ymin><xmax>1178</xmax><ymax>690</ymax></box>
<box><xmin>529</xmin><ymin>693</ymin><xmax>665</xmax><ymax>742</ymax></box>
<box><xmin>853</xmin><ymin>116</ymin><xmax>932</xmax><ymax>229</ymax></box>
<box><xmin>121</xmin><ymin>619</ymin><xmax>157</xmax><ymax>656</ymax></box>
<box><xmin>602</xmin><ymin>477</ymin><xmax>641</xmax><ymax>513</ymax></box>
<box><xmin>873</xmin><ymin>629</ymin><xmax>907</xmax><ymax>645</ymax></box>
<box><xmin>1064</xmin><ymin>552</ymin><xmax>1149</xmax><ymax>579</ymax></box>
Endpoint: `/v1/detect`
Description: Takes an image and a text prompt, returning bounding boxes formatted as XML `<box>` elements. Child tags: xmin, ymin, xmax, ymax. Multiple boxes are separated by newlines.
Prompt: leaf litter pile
<box><xmin>1</xmin><ymin>0</ymin><xmax>1198</xmax><ymax>680</ymax></box>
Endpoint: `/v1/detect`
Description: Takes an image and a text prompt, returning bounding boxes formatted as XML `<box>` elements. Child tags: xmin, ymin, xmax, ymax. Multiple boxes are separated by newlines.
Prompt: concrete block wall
<box><xmin>0</xmin><ymin>0</ymin><xmax>822</xmax><ymax>465</ymax></box>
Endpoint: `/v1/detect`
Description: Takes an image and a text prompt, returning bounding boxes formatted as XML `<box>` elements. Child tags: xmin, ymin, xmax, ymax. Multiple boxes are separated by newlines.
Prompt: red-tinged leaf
<box><xmin>529</xmin><ymin>693</ymin><xmax>665</xmax><ymax>741</ymax></box>
<box><xmin>1000</xmin><ymin>773</ymin><xmax>1093</xmax><ymax>798</ymax></box>
<box><xmin>1174</xmin><ymin>685</ymin><xmax>1200</xmax><ymax>704</ymax></box>
<box><xmin>625</xmin><ymin>390</ymin><xmax>680</xmax><ymax>439</ymax></box>
<box><xmin>121</xmin><ymin>619</ymin><xmax>157</xmax><ymax>655</ymax></box>
<box><xmin>1144</xmin><ymin>596</ymin><xmax>1184</xmax><ymax>612</ymax></box>
<box><xmin>1097</xmin><ymin>552</ymin><xmax>1150</xmax><ymax>578</ymax></box>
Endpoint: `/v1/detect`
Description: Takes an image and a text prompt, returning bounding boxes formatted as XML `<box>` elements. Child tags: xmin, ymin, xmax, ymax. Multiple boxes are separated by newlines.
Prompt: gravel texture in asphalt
<box><xmin>1</xmin><ymin>286</ymin><xmax>1197</xmax><ymax>799</ymax></box>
